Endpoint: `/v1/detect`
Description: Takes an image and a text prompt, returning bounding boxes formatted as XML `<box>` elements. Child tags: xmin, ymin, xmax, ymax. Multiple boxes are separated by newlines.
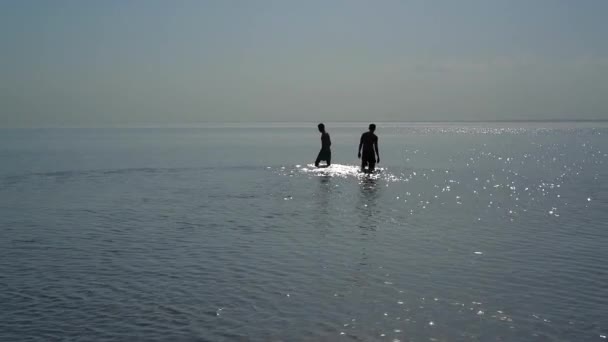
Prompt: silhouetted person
<box><xmin>358</xmin><ymin>124</ymin><xmax>379</xmax><ymax>173</ymax></box>
<box><xmin>315</xmin><ymin>123</ymin><xmax>331</xmax><ymax>167</ymax></box>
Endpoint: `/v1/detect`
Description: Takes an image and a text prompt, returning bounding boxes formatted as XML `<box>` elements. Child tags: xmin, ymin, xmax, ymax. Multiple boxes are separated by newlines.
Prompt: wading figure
<box><xmin>315</xmin><ymin>123</ymin><xmax>331</xmax><ymax>168</ymax></box>
<box><xmin>358</xmin><ymin>123</ymin><xmax>379</xmax><ymax>173</ymax></box>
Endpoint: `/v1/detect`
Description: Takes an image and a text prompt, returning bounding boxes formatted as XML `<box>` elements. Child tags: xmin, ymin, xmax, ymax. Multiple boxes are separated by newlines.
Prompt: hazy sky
<box><xmin>1</xmin><ymin>0</ymin><xmax>607</xmax><ymax>126</ymax></box>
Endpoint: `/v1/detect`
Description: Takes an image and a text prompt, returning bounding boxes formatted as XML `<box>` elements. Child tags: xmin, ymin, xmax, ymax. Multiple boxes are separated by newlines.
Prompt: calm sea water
<box><xmin>1</xmin><ymin>123</ymin><xmax>607</xmax><ymax>341</ymax></box>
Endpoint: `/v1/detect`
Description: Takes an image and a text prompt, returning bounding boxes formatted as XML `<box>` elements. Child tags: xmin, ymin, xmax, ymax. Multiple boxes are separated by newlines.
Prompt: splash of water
<box><xmin>297</xmin><ymin>164</ymin><xmax>401</xmax><ymax>182</ymax></box>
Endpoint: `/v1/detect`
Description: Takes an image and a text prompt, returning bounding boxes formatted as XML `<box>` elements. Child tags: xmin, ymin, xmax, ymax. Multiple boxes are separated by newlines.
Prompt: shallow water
<box><xmin>1</xmin><ymin>123</ymin><xmax>607</xmax><ymax>341</ymax></box>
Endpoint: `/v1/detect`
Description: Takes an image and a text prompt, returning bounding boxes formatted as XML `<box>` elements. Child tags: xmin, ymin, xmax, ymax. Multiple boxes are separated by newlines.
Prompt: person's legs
<box><xmin>368</xmin><ymin>159</ymin><xmax>376</xmax><ymax>173</ymax></box>
<box><xmin>316</xmin><ymin>149</ymin><xmax>331</xmax><ymax>167</ymax></box>
<box><xmin>315</xmin><ymin>150</ymin><xmax>323</xmax><ymax>167</ymax></box>
<box><xmin>362</xmin><ymin>151</ymin><xmax>374</xmax><ymax>173</ymax></box>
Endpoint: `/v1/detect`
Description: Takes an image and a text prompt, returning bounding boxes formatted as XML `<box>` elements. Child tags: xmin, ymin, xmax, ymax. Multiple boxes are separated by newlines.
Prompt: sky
<box><xmin>1</xmin><ymin>0</ymin><xmax>607</xmax><ymax>127</ymax></box>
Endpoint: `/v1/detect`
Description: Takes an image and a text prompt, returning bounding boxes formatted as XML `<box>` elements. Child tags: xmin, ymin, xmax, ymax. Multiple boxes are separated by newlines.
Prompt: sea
<box><xmin>1</xmin><ymin>122</ymin><xmax>607</xmax><ymax>341</ymax></box>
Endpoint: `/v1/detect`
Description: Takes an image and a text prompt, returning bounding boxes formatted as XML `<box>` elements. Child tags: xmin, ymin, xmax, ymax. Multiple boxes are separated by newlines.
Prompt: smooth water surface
<box><xmin>1</xmin><ymin>123</ymin><xmax>607</xmax><ymax>341</ymax></box>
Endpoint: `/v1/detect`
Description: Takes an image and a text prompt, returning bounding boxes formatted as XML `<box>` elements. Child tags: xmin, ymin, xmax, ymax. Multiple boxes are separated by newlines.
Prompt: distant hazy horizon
<box><xmin>1</xmin><ymin>0</ymin><xmax>607</xmax><ymax>127</ymax></box>
<box><xmin>3</xmin><ymin>119</ymin><xmax>608</xmax><ymax>130</ymax></box>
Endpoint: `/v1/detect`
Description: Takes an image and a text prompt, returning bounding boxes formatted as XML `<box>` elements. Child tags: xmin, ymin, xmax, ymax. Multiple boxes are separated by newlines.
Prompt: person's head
<box><xmin>369</xmin><ymin>123</ymin><xmax>376</xmax><ymax>132</ymax></box>
<box><xmin>318</xmin><ymin>123</ymin><xmax>325</xmax><ymax>132</ymax></box>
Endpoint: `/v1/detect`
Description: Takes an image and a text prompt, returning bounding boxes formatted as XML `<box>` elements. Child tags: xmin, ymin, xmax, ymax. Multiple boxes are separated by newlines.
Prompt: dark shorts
<box><xmin>315</xmin><ymin>148</ymin><xmax>331</xmax><ymax>166</ymax></box>
<box><xmin>361</xmin><ymin>152</ymin><xmax>375</xmax><ymax>171</ymax></box>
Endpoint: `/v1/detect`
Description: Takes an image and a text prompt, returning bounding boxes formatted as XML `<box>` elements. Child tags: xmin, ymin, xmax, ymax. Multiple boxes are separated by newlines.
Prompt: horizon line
<box><xmin>2</xmin><ymin>119</ymin><xmax>608</xmax><ymax>129</ymax></box>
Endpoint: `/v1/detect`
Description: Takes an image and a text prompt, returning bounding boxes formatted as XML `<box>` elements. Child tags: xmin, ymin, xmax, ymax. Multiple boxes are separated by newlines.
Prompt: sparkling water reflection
<box><xmin>0</xmin><ymin>124</ymin><xmax>607</xmax><ymax>341</ymax></box>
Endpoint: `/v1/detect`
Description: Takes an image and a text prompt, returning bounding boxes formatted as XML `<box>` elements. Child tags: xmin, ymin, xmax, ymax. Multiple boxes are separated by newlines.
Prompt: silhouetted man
<box><xmin>358</xmin><ymin>124</ymin><xmax>379</xmax><ymax>173</ymax></box>
<box><xmin>315</xmin><ymin>123</ymin><xmax>331</xmax><ymax>167</ymax></box>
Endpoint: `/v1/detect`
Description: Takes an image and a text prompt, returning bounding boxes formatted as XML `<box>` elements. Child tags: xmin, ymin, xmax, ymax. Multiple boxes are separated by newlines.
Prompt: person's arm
<box><xmin>327</xmin><ymin>133</ymin><xmax>331</xmax><ymax>147</ymax></box>
<box><xmin>358</xmin><ymin>134</ymin><xmax>363</xmax><ymax>158</ymax></box>
<box><xmin>375</xmin><ymin>137</ymin><xmax>380</xmax><ymax>163</ymax></box>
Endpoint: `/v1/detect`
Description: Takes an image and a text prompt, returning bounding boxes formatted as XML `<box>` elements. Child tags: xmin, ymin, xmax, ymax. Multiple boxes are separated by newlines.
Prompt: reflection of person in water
<box><xmin>358</xmin><ymin>177</ymin><xmax>379</xmax><ymax>232</ymax></box>
<box><xmin>358</xmin><ymin>123</ymin><xmax>380</xmax><ymax>173</ymax></box>
<box><xmin>314</xmin><ymin>175</ymin><xmax>331</xmax><ymax>236</ymax></box>
<box><xmin>315</xmin><ymin>123</ymin><xmax>331</xmax><ymax>168</ymax></box>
